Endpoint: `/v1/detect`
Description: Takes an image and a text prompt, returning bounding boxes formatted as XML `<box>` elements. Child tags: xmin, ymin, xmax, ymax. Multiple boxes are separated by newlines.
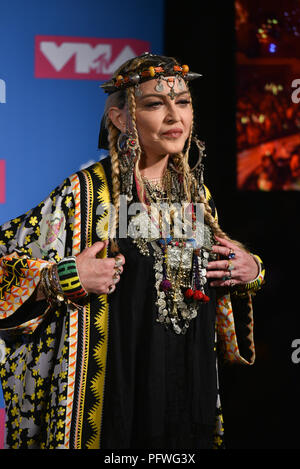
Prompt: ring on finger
<box><xmin>114</xmin><ymin>256</ymin><xmax>123</xmax><ymax>268</ymax></box>
<box><xmin>108</xmin><ymin>285</ymin><xmax>114</xmax><ymax>294</ymax></box>
<box><xmin>112</xmin><ymin>271</ymin><xmax>120</xmax><ymax>283</ymax></box>
<box><xmin>228</xmin><ymin>260</ymin><xmax>235</xmax><ymax>271</ymax></box>
<box><xmin>222</xmin><ymin>274</ymin><xmax>231</xmax><ymax>281</ymax></box>
<box><xmin>228</xmin><ymin>248</ymin><xmax>236</xmax><ymax>259</ymax></box>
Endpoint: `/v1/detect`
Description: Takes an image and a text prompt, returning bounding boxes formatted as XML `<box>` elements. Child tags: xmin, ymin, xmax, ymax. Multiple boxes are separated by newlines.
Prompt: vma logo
<box><xmin>34</xmin><ymin>36</ymin><xmax>150</xmax><ymax>80</ymax></box>
<box><xmin>0</xmin><ymin>160</ymin><xmax>5</xmax><ymax>204</ymax></box>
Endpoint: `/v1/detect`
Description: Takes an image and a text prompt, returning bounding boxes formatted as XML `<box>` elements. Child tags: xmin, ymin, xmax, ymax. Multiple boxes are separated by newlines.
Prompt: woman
<box><xmin>0</xmin><ymin>53</ymin><xmax>264</xmax><ymax>449</ymax></box>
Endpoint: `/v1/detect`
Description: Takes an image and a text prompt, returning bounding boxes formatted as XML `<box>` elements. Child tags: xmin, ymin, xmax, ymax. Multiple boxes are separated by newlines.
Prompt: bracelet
<box><xmin>40</xmin><ymin>264</ymin><xmax>64</xmax><ymax>306</ymax></box>
<box><xmin>40</xmin><ymin>257</ymin><xmax>87</xmax><ymax>306</ymax></box>
<box><xmin>57</xmin><ymin>256</ymin><xmax>88</xmax><ymax>301</ymax></box>
<box><xmin>232</xmin><ymin>254</ymin><xmax>265</xmax><ymax>297</ymax></box>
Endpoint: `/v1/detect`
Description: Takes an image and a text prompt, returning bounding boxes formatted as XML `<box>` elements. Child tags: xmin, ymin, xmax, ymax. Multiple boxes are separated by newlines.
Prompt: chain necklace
<box><xmin>131</xmin><ymin>166</ymin><xmax>216</xmax><ymax>334</ymax></box>
<box><xmin>142</xmin><ymin>170</ymin><xmax>170</xmax><ymax>204</ymax></box>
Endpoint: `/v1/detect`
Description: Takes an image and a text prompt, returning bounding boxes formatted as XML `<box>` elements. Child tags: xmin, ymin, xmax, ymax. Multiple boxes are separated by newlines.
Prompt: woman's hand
<box><xmin>206</xmin><ymin>236</ymin><xmax>259</xmax><ymax>288</ymax></box>
<box><xmin>76</xmin><ymin>240</ymin><xmax>125</xmax><ymax>295</ymax></box>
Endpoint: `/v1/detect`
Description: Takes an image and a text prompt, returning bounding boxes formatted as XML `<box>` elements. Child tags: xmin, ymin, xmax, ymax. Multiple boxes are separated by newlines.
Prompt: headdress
<box><xmin>98</xmin><ymin>53</ymin><xmax>206</xmax><ymax>202</ymax></box>
<box><xmin>99</xmin><ymin>52</ymin><xmax>202</xmax><ymax>96</ymax></box>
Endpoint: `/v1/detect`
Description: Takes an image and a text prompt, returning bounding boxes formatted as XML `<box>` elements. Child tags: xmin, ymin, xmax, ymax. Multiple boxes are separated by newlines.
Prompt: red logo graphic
<box><xmin>34</xmin><ymin>36</ymin><xmax>150</xmax><ymax>80</ymax></box>
<box><xmin>0</xmin><ymin>160</ymin><xmax>5</xmax><ymax>204</ymax></box>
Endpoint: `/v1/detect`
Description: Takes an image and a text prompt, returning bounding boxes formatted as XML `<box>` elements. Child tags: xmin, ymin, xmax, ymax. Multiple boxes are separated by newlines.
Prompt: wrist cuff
<box><xmin>40</xmin><ymin>256</ymin><xmax>88</xmax><ymax>306</ymax></box>
<box><xmin>57</xmin><ymin>256</ymin><xmax>88</xmax><ymax>300</ymax></box>
<box><xmin>232</xmin><ymin>254</ymin><xmax>265</xmax><ymax>297</ymax></box>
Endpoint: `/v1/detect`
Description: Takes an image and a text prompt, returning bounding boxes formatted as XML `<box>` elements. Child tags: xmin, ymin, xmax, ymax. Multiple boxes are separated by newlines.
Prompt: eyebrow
<box><xmin>138</xmin><ymin>91</ymin><xmax>190</xmax><ymax>101</ymax></box>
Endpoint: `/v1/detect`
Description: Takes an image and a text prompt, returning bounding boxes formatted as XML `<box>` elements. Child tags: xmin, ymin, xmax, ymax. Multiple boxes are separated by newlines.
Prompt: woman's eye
<box><xmin>176</xmin><ymin>99</ymin><xmax>191</xmax><ymax>105</ymax></box>
<box><xmin>144</xmin><ymin>101</ymin><xmax>163</xmax><ymax>108</ymax></box>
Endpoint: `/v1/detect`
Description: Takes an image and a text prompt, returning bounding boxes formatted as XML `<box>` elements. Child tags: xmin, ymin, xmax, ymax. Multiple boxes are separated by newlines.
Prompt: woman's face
<box><xmin>134</xmin><ymin>77</ymin><xmax>193</xmax><ymax>160</ymax></box>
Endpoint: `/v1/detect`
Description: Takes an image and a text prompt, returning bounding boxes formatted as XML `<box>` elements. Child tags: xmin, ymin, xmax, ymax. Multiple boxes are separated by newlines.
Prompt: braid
<box><xmin>126</xmin><ymin>87</ymin><xmax>145</xmax><ymax>203</ymax></box>
<box><xmin>169</xmin><ymin>103</ymin><xmax>194</xmax><ymax>202</ymax></box>
<box><xmin>107</xmin><ymin>120</ymin><xmax>121</xmax><ymax>253</ymax></box>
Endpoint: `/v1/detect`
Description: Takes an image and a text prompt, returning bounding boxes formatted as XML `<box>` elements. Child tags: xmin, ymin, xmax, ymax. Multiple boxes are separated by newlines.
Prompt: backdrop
<box><xmin>0</xmin><ymin>0</ymin><xmax>164</xmax><ymax>448</ymax></box>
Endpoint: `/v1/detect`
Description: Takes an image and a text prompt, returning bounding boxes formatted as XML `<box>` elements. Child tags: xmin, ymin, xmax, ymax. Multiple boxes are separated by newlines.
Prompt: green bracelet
<box><xmin>57</xmin><ymin>256</ymin><xmax>88</xmax><ymax>301</ymax></box>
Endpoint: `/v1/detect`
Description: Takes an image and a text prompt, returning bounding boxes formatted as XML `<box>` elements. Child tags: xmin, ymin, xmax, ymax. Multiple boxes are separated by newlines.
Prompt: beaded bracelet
<box><xmin>232</xmin><ymin>254</ymin><xmax>265</xmax><ymax>297</ymax></box>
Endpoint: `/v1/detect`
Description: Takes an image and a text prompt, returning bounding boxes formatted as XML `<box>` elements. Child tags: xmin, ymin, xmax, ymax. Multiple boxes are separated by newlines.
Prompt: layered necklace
<box><xmin>129</xmin><ymin>167</ymin><xmax>216</xmax><ymax>335</ymax></box>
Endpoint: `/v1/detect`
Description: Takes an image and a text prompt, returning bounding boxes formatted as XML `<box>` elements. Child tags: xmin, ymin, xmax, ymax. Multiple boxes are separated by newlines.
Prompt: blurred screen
<box><xmin>235</xmin><ymin>0</ymin><xmax>300</xmax><ymax>190</ymax></box>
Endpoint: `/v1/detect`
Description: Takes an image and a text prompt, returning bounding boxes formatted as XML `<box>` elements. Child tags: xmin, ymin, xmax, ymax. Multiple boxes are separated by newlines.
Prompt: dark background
<box><xmin>165</xmin><ymin>0</ymin><xmax>300</xmax><ymax>449</ymax></box>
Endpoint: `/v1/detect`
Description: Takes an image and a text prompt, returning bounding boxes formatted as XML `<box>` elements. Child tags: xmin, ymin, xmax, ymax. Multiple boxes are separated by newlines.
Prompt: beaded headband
<box><xmin>100</xmin><ymin>53</ymin><xmax>202</xmax><ymax>96</ymax></box>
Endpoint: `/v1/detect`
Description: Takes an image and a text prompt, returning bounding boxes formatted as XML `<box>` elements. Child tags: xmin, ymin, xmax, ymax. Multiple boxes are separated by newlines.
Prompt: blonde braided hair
<box><xmin>126</xmin><ymin>87</ymin><xmax>145</xmax><ymax>204</ymax></box>
<box><xmin>107</xmin><ymin>120</ymin><xmax>121</xmax><ymax>253</ymax></box>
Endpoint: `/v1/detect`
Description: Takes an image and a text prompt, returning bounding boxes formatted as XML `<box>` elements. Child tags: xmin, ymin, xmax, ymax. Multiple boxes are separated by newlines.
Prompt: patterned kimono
<box><xmin>0</xmin><ymin>157</ymin><xmax>256</xmax><ymax>449</ymax></box>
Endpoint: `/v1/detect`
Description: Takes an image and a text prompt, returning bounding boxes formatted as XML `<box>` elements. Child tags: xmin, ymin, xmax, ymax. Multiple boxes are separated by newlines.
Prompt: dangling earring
<box><xmin>117</xmin><ymin>131</ymin><xmax>139</xmax><ymax>202</ymax></box>
<box><xmin>190</xmin><ymin>137</ymin><xmax>206</xmax><ymax>185</ymax></box>
<box><xmin>117</xmin><ymin>132</ymin><xmax>138</xmax><ymax>153</ymax></box>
